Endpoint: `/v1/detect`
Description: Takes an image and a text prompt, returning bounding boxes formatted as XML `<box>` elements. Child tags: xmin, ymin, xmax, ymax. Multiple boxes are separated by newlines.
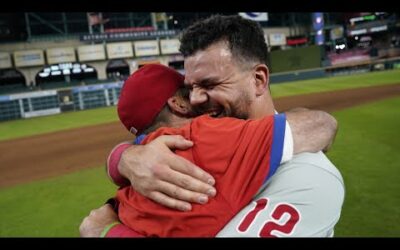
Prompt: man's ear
<box><xmin>167</xmin><ymin>96</ymin><xmax>191</xmax><ymax>116</ymax></box>
<box><xmin>253</xmin><ymin>64</ymin><xmax>269</xmax><ymax>96</ymax></box>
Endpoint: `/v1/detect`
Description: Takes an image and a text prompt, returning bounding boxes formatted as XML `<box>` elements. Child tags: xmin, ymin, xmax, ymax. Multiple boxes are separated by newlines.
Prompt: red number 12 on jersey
<box><xmin>238</xmin><ymin>198</ymin><xmax>300</xmax><ymax>237</ymax></box>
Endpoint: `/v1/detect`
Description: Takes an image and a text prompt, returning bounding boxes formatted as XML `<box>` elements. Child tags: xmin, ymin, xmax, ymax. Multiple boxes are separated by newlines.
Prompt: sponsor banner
<box><xmin>78</xmin><ymin>44</ymin><xmax>106</xmax><ymax>62</ymax></box>
<box><xmin>268</xmin><ymin>33</ymin><xmax>287</xmax><ymax>46</ymax></box>
<box><xmin>239</xmin><ymin>12</ymin><xmax>268</xmax><ymax>21</ymax></box>
<box><xmin>80</xmin><ymin>30</ymin><xmax>179</xmax><ymax>42</ymax></box>
<box><xmin>160</xmin><ymin>39</ymin><xmax>180</xmax><ymax>55</ymax></box>
<box><xmin>72</xmin><ymin>81</ymin><xmax>123</xmax><ymax>93</ymax></box>
<box><xmin>134</xmin><ymin>40</ymin><xmax>160</xmax><ymax>57</ymax></box>
<box><xmin>22</xmin><ymin>108</ymin><xmax>61</xmax><ymax>118</ymax></box>
<box><xmin>9</xmin><ymin>90</ymin><xmax>57</xmax><ymax>100</ymax></box>
<box><xmin>46</xmin><ymin>47</ymin><xmax>76</xmax><ymax>64</ymax></box>
<box><xmin>0</xmin><ymin>52</ymin><xmax>12</xmax><ymax>69</ymax></box>
<box><xmin>106</xmin><ymin>42</ymin><xmax>134</xmax><ymax>59</ymax></box>
<box><xmin>14</xmin><ymin>50</ymin><xmax>45</xmax><ymax>67</ymax></box>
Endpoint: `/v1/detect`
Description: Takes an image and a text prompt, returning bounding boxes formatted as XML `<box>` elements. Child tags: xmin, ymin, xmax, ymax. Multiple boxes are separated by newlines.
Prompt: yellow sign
<box><xmin>47</xmin><ymin>47</ymin><xmax>76</xmax><ymax>64</ymax></box>
<box><xmin>14</xmin><ymin>50</ymin><xmax>45</xmax><ymax>67</ymax></box>
<box><xmin>106</xmin><ymin>42</ymin><xmax>134</xmax><ymax>59</ymax></box>
<box><xmin>78</xmin><ymin>44</ymin><xmax>106</xmax><ymax>62</ymax></box>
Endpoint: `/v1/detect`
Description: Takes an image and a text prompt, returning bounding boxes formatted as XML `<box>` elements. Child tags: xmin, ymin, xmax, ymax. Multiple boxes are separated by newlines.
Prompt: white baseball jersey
<box><xmin>217</xmin><ymin>151</ymin><xmax>345</xmax><ymax>237</ymax></box>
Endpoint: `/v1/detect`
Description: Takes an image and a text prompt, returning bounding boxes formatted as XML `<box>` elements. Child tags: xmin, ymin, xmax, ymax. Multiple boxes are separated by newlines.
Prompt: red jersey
<box><xmin>116</xmin><ymin>114</ymin><xmax>287</xmax><ymax>237</ymax></box>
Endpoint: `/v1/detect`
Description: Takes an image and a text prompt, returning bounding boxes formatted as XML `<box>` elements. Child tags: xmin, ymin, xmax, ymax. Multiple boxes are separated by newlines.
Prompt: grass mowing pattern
<box><xmin>328</xmin><ymin>96</ymin><xmax>400</xmax><ymax>236</ymax></box>
<box><xmin>0</xmin><ymin>167</ymin><xmax>115</xmax><ymax>237</ymax></box>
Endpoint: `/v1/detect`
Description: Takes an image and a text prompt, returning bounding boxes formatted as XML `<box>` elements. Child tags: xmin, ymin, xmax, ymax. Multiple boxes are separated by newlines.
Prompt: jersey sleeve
<box><xmin>281</xmin><ymin>120</ymin><xmax>294</xmax><ymax>164</ymax></box>
<box><xmin>265</xmin><ymin>113</ymin><xmax>292</xmax><ymax>182</ymax></box>
<box><xmin>106</xmin><ymin>142</ymin><xmax>132</xmax><ymax>187</ymax></box>
<box><xmin>216</xmin><ymin>152</ymin><xmax>345</xmax><ymax>237</ymax></box>
<box><xmin>105</xmin><ymin>134</ymin><xmax>151</xmax><ymax>188</ymax></box>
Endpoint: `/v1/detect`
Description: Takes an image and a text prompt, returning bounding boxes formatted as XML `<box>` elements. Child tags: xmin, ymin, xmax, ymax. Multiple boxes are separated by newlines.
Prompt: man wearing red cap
<box><xmin>81</xmin><ymin>15</ymin><xmax>344</xmax><ymax>237</ymax></box>
<box><xmin>81</xmin><ymin>63</ymin><xmax>337</xmax><ymax>237</ymax></box>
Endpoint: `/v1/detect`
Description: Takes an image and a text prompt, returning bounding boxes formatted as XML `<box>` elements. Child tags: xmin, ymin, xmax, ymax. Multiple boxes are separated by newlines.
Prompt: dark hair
<box><xmin>179</xmin><ymin>15</ymin><xmax>268</xmax><ymax>67</ymax></box>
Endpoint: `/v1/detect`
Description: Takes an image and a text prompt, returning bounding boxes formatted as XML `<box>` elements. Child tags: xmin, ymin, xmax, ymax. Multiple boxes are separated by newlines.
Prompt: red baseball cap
<box><xmin>117</xmin><ymin>64</ymin><xmax>184</xmax><ymax>135</ymax></box>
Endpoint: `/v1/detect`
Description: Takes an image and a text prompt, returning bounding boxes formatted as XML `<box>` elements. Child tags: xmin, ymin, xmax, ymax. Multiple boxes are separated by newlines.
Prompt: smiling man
<box><xmin>80</xmin><ymin>15</ymin><xmax>344</xmax><ymax>237</ymax></box>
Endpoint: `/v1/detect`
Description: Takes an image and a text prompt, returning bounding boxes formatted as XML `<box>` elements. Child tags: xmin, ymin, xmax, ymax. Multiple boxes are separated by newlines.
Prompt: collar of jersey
<box><xmin>134</xmin><ymin>134</ymin><xmax>147</xmax><ymax>145</ymax></box>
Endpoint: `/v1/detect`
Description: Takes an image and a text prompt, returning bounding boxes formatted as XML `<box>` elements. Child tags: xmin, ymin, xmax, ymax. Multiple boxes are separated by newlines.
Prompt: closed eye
<box><xmin>205</xmin><ymin>84</ymin><xmax>216</xmax><ymax>90</ymax></box>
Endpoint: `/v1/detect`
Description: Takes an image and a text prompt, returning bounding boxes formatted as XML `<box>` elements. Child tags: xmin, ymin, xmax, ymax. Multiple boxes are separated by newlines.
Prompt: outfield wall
<box><xmin>269</xmin><ymin>45</ymin><xmax>323</xmax><ymax>73</ymax></box>
<box><xmin>270</xmin><ymin>56</ymin><xmax>400</xmax><ymax>84</ymax></box>
<box><xmin>0</xmin><ymin>81</ymin><xmax>123</xmax><ymax>121</ymax></box>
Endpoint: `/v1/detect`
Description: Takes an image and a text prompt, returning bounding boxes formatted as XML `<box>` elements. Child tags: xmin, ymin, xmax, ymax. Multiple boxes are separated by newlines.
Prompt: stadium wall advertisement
<box><xmin>78</xmin><ymin>45</ymin><xmax>106</xmax><ymax>62</ymax></box>
<box><xmin>14</xmin><ymin>50</ymin><xmax>45</xmax><ymax>67</ymax></box>
<box><xmin>268</xmin><ymin>33</ymin><xmax>287</xmax><ymax>46</ymax></box>
<box><xmin>106</xmin><ymin>42</ymin><xmax>134</xmax><ymax>59</ymax></box>
<box><xmin>80</xmin><ymin>29</ymin><xmax>178</xmax><ymax>42</ymax></box>
<box><xmin>46</xmin><ymin>47</ymin><xmax>76</xmax><ymax>64</ymax></box>
<box><xmin>160</xmin><ymin>39</ymin><xmax>180</xmax><ymax>55</ymax></box>
<box><xmin>134</xmin><ymin>40</ymin><xmax>160</xmax><ymax>57</ymax></box>
<box><xmin>0</xmin><ymin>52</ymin><xmax>12</xmax><ymax>69</ymax></box>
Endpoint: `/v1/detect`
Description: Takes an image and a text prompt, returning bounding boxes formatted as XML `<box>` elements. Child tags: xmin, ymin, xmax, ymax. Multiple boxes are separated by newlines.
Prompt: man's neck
<box><xmin>249</xmin><ymin>94</ymin><xmax>275</xmax><ymax>119</ymax></box>
<box><xmin>168</xmin><ymin>113</ymin><xmax>193</xmax><ymax>129</ymax></box>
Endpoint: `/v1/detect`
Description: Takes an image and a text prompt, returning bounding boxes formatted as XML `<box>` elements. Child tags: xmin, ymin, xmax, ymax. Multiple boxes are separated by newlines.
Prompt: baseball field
<box><xmin>0</xmin><ymin>69</ymin><xmax>399</xmax><ymax>237</ymax></box>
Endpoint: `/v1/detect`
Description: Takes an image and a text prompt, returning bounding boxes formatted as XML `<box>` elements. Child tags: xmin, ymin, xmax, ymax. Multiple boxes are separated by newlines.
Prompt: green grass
<box><xmin>271</xmin><ymin>69</ymin><xmax>400</xmax><ymax>98</ymax></box>
<box><xmin>0</xmin><ymin>166</ymin><xmax>115</xmax><ymax>237</ymax></box>
<box><xmin>0</xmin><ymin>70</ymin><xmax>399</xmax><ymax>237</ymax></box>
<box><xmin>0</xmin><ymin>106</ymin><xmax>118</xmax><ymax>142</ymax></box>
<box><xmin>327</xmin><ymin>96</ymin><xmax>400</xmax><ymax>237</ymax></box>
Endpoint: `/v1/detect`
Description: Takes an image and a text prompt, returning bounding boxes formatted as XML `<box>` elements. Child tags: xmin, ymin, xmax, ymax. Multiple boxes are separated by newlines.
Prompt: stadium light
<box><xmin>84</xmin><ymin>68</ymin><xmax>94</xmax><ymax>73</ymax></box>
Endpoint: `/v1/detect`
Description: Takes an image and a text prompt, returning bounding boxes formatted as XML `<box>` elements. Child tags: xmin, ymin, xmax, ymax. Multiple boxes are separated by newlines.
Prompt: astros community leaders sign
<box><xmin>80</xmin><ymin>30</ymin><xmax>179</xmax><ymax>43</ymax></box>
